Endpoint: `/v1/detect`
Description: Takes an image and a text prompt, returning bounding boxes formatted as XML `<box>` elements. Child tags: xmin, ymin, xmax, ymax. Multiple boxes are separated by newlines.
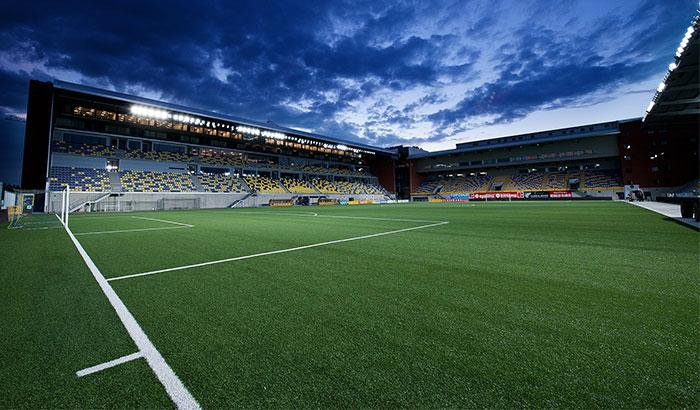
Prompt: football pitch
<box><xmin>1</xmin><ymin>201</ymin><xmax>698</xmax><ymax>408</ymax></box>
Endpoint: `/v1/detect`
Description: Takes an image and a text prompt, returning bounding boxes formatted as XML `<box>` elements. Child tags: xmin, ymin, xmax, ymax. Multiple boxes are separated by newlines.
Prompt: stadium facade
<box><xmin>22</xmin><ymin>80</ymin><xmax>398</xmax><ymax>212</ymax></box>
<box><xmin>18</xmin><ymin>13</ymin><xmax>698</xmax><ymax>211</ymax></box>
<box><xmin>20</xmin><ymin>77</ymin><xmax>697</xmax><ymax>212</ymax></box>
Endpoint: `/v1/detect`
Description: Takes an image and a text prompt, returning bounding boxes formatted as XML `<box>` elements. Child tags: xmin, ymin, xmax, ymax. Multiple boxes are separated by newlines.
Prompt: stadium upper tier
<box><xmin>413</xmin><ymin>170</ymin><xmax>623</xmax><ymax>194</ymax></box>
<box><xmin>52</xmin><ymin>140</ymin><xmax>372</xmax><ymax>178</ymax></box>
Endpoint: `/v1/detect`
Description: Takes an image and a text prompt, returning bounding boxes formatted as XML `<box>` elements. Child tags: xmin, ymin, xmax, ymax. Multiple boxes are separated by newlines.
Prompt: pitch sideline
<box><xmin>57</xmin><ymin>214</ymin><xmax>200</xmax><ymax>409</ymax></box>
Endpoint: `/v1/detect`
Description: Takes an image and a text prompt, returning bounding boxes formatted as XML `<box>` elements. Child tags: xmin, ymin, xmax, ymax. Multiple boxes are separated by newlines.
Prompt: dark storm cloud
<box><xmin>428</xmin><ymin>0</ymin><xmax>694</xmax><ymax>133</ymax></box>
<box><xmin>0</xmin><ymin>0</ymin><xmax>696</xmax><ymax>154</ymax></box>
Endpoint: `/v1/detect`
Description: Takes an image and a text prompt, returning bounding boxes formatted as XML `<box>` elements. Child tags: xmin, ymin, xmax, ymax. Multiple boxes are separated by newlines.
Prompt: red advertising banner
<box><xmin>549</xmin><ymin>191</ymin><xmax>573</xmax><ymax>198</ymax></box>
<box><xmin>472</xmin><ymin>191</ymin><xmax>524</xmax><ymax>199</ymax></box>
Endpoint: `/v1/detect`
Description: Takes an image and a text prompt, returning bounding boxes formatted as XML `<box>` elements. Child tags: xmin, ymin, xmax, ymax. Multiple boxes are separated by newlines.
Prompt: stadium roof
<box><xmin>408</xmin><ymin>119</ymin><xmax>636</xmax><ymax>159</ymax></box>
<box><xmin>644</xmin><ymin>11</ymin><xmax>699</xmax><ymax>123</ymax></box>
<box><xmin>52</xmin><ymin>80</ymin><xmax>395</xmax><ymax>155</ymax></box>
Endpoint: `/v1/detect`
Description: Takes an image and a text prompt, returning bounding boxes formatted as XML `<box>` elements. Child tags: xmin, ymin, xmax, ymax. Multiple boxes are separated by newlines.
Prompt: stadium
<box><xmin>0</xmin><ymin>4</ymin><xmax>698</xmax><ymax>410</ymax></box>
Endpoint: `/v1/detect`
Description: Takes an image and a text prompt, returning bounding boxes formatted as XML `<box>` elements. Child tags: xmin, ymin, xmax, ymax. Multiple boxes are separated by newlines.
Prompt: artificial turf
<box><xmin>1</xmin><ymin>201</ymin><xmax>698</xmax><ymax>408</ymax></box>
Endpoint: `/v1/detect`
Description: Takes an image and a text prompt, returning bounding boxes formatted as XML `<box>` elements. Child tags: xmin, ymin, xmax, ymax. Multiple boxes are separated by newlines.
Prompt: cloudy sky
<box><xmin>0</xmin><ymin>0</ymin><xmax>697</xmax><ymax>184</ymax></box>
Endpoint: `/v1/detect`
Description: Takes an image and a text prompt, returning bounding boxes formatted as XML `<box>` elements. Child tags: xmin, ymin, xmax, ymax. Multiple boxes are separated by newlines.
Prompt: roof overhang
<box><xmin>408</xmin><ymin>121</ymin><xmax>629</xmax><ymax>160</ymax></box>
<box><xmin>644</xmin><ymin>11</ymin><xmax>700</xmax><ymax>124</ymax></box>
<box><xmin>52</xmin><ymin>80</ymin><xmax>396</xmax><ymax>156</ymax></box>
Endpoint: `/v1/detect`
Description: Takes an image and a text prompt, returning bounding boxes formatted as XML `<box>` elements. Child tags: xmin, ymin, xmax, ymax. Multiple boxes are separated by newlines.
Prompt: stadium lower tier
<box><xmin>311</xmin><ymin>178</ymin><xmax>340</xmax><ymax>194</ymax></box>
<box><xmin>49</xmin><ymin>167</ymin><xmax>111</xmax><ymax>192</ymax></box>
<box><xmin>47</xmin><ymin>167</ymin><xmax>388</xmax><ymax>196</ymax></box>
<box><xmin>197</xmin><ymin>174</ymin><xmax>245</xmax><ymax>193</ymax></box>
<box><xmin>414</xmin><ymin>170</ymin><xmax>623</xmax><ymax>194</ymax></box>
<box><xmin>280</xmin><ymin>178</ymin><xmax>317</xmax><ymax>194</ymax></box>
<box><xmin>243</xmin><ymin>176</ymin><xmax>286</xmax><ymax>193</ymax></box>
<box><xmin>120</xmin><ymin>170</ymin><xmax>197</xmax><ymax>193</ymax></box>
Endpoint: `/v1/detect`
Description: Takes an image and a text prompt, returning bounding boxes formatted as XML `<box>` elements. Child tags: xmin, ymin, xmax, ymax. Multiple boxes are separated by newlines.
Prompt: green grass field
<box><xmin>1</xmin><ymin>201</ymin><xmax>698</xmax><ymax>408</ymax></box>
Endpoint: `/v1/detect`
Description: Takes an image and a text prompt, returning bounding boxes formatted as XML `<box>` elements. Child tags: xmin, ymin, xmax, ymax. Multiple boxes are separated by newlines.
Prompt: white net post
<box><xmin>65</xmin><ymin>185</ymin><xmax>70</xmax><ymax>228</ymax></box>
<box><xmin>60</xmin><ymin>187</ymin><xmax>66</xmax><ymax>226</ymax></box>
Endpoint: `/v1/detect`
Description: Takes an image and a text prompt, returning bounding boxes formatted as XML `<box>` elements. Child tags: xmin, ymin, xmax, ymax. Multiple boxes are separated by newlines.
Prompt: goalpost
<box><xmin>56</xmin><ymin>185</ymin><xmax>70</xmax><ymax>228</ymax></box>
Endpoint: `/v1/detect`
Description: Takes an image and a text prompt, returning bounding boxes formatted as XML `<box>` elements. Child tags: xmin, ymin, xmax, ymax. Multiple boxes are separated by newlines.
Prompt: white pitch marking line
<box><xmin>237</xmin><ymin>211</ymin><xmax>442</xmax><ymax>224</ymax></box>
<box><xmin>131</xmin><ymin>216</ymin><xmax>194</xmax><ymax>227</ymax></box>
<box><xmin>76</xmin><ymin>351</ymin><xmax>143</xmax><ymax>378</ymax></box>
<box><xmin>238</xmin><ymin>211</ymin><xmax>319</xmax><ymax>217</ymax></box>
<box><xmin>56</xmin><ymin>214</ymin><xmax>200</xmax><ymax>409</ymax></box>
<box><xmin>22</xmin><ymin>225</ymin><xmax>64</xmax><ymax>231</ymax></box>
<box><xmin>74</xmin><ymin>226</ymin><xmax>192</xmax><ymax>236</ymax></box>
<box><xmin>107</xmin><ymin>220</ymin><xmax>449</xmax><ymax>282</ymax></box>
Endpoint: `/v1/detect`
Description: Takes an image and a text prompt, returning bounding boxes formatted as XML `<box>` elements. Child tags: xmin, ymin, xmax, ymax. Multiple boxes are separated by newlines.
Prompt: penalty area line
<box><xmin>131</xmin><ymin>216</ymin><xmax>194</xmax><ymax>227</ymax></box>
<box><xmin>72</xmin><ymin>216</ymin><xmax>195</xmax><ymax>236</ymax></box>
<box><xmin>56</xmin><ymin>214</ymin><xmax>200</xmax><ymax>409</ymax></box>
<box><xmin>107</xmin><ymin>220</ymin><xmax>449</xmax><ymax>282</ymax></box>
<box><xmin>74</xmin><ymin>226</ymin><xmax>192</xmax><ymax>236</ymax></box>
<box><xmin>76</xmin><ymin>351</ymin><xmax>143</xmax><ymax>378</ymax></box>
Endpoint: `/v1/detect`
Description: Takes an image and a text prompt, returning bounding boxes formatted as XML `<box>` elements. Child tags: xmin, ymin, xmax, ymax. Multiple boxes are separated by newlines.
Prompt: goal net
<box><xmin>158</xmin><ymin>197</ymin><xmax>201</xmax><ymax>211</ymax></box>
<box><xmin>7</xmin><ymin>188</ymin><xmax>64</xmax><ymax>230</ymax></box>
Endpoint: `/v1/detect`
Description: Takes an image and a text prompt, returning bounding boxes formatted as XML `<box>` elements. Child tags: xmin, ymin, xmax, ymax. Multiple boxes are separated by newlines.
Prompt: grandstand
<box><xmin>20</xmin><ymin>80</ymin><xmax>395</xmax><ymax>213</ymax></box>
<box><xmin>20</xmin><ymin>79</ymin><xmax>696</xmax><ymax>210</ymax></box>
<box><xmin>405</xmin><ymin>121</ymin><xmax>631</xmax><ymax>199</ymax></box>
<box><xmin>243</xmin><ymin>175</ymin><xmax>286</xmax><ymax>193</ymax></box>
<box><xmin>280</xmin><ymin>178</ymin><xmax>317</xmax><ymax>194</ymax></box>
<box><xmin>49</xmin><ymin>166</ymin><xmax>111</xmax><ymax>192</ymax></box>
<box><xmin>120</xmin><ymin>170</ymin><xmax>196</xmax><ymax>193</ymax></box>
<box><xmin>310</xmin><ymin>177</ymin><xmax>340</xmax><ymax>194</ymax></box>
<box><xmin>197</xmin><ymin>174</ymin><xmax>245</xmax><ymax>193</ymax></box>
<box><xmin>414</xmin><ymin>169</ymin><xmax>623</xmax><ymax>195</ymax></box>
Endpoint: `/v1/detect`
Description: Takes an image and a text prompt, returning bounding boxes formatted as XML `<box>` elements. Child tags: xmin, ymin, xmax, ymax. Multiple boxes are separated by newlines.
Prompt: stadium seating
<box><xmin>364</xmin><ymin>183</ymin><xmax>387</xmax><ymax>195</ymax></box>
<box><xmin>53</xmin><ymin>140</ymin><xmax>116</xmax><ymax>157</ymax></box>
<box><xmin>414</xmin><ymin>170</ymin><xmax>623</xmax><ymax>194</ymax></box>
<box><xmin>510</xmin><ymin>173</ymin><xmax>545</xmax><ymax>191</ymax></box>
<box><xmin>120</xmin><ymin>170</ymin><xmax>196</xmax><ymax>192</ymax></box>
<box><xmin>51</xmin><ymin>140</ymin><xmax>384</xmax><ymax>184</ymax></box>
<box><xmin>281</xmin><ymin>178</ymin><xmax>317</xmax><ymax>194</ymax></box>
<box><xmin>301</xmin><ymin>164</ymin><xmax>368</xmax><ymax>177</ymax></box>
<box><xmin>439</xmin><ymin>175</ymin><xmax>490</xmax><ymax>193</ymax></box>
<box><xmin>126</xmin><ymin>149</ymin><xmax>192</xmax><ymax>163</ymax></box>
<box><xmin>311</xmin><ymin>178</ymin><xmax>340</xmax><ymax>194</ymax></box>
<box><xmin>200</xmin><ymin>156</ymin><xmax>243</xmax><ymax>167</ymax></box>
<box><xmin>243</xmin><ymin>175</ymin><xmax>286</xmax><ymax>193</ymax></box>
<box><xmin>413</xmin><ymin>178</ymin><xmax>441</xmax><ymax>194</ymax></box>
<box><xmin>583</xmin><ymin>171</ymin><xmax>622</xmax><ymax>188</ymax></box>
<box><xmin>334</xmin><ymin>180</ymin><xmax>381</xmax><ymax>195</ymax></box>
<box><xmin>49</xmin><ymin>167</ymin><xmax>111</xmax><ymax>192</ymax></box>
<box><xmin>198</xmin><ymin>174</ymin><xmax>245</xmax><ymax>193</ymax></box>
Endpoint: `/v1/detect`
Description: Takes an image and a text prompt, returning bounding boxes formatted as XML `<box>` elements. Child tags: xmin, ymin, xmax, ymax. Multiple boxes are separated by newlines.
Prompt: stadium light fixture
<box><xmin>237</xmin><ymin>125</ymin><xmax>261</xmax><ymax>136</ymax></box>
<box><xmin>656</xmin><ymin>82</ymin><xmax>666</xmax><ymax>93</ymax></box>
<box><xmin>646</xmin><ymin>101</ymin><xmax>655</xmax><ymax>113</ymax></box>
